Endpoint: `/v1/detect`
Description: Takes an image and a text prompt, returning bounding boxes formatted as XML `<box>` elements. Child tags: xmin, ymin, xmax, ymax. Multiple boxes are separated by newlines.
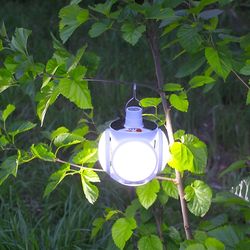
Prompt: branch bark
<box><xmin>147</xmin><ymin>21</ymin><xmax>193</xmax><ymax>240</ymax></box>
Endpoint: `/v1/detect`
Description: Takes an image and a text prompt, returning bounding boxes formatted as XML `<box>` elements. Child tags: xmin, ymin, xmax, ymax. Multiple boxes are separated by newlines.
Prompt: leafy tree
<box><xmin>0</xmin><ymin>0</ymin><xmax>250</xmax><ymax>249</ymax></box>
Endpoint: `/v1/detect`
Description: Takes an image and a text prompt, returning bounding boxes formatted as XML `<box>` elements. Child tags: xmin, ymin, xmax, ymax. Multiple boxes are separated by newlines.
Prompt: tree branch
<box><xmin>147</xmin><ymin>21</ymin><xmax>193</xmax><ymax>240</ymax></box>
<box><xmin>56</xmin><ymin>158</ymin><xmax>105</xmax><ymax>172</ymax></box>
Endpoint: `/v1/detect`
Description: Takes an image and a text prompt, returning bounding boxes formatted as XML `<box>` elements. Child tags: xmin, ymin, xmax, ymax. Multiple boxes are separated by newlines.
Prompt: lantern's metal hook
<box><xmin>125</xmin><ymin>83</ymin><xmax>140</xmax><ymax>108</ymax></box>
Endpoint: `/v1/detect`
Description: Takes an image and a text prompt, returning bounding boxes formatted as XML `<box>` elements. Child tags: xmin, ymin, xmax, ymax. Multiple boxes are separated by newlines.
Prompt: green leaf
<box><xmin>136</xmin><ymin>179</ymin><xmax>160</xmax><ymax>209</ymax></box>
<box><xmin>189</xmin><ymin>75</ymin><xmax>215</xmax><ymax>88</ymax></box>
<box><xmin>73</xmin><ymin>140</ymin><xmax>98</xmax><ymax>164</ymax></box>
<box><xmin>51</xmin><ymin>126</ymin><xmax>69</xmax><ymax>140</ymax></box>
<box><xmin>2</xmin><ymin>104</ymin><xmax>15</xmax><ymax>122</ymax></box>
<box><xmin>184</xmin><ymin>180</ymin><xmax>212</xmax><ymax>217</ymax></box>
<box><xmin>36</xmin><ymin>82</ymin><xmax>60</xmax><ymax>126</ymax></box>
<box><xmin>186</xmin><ymin>243</ymin><xmax>206</xmax><ymax>250</ymax></box>
<box><xmin>54</xmin><ymin>132</ymin><xmax>83</xmax><ymax>148</ymax></box>
<box><xmin>125</xmin><ymin>199</ymin><xmax>141</xmax><ymax>218</ymax></box>
<box><xmin>138</xmin><ymin>235</ymin><xmax>163</xmax><ymax>250</ymax></box>
<box><xmin>168</xmin><ymin>142</ymin><xmax>193</xmax><ymax>172</ymax></box>
<box><xmin>121</xmin><ymin>23</ymin><xmax>146</xmax><ymax>46</ymax></box>
<box><xmin>10</xmin><ymin>28</ymin><xmax>31</xmax><ymax>55</ymax></box>
<box><xmin>0</xmin><ymin>155</ymin><xmax>18</xmax><ymax>185</ymax></box>
<box><xmin>169</xmin><ymin>93</ymin><xmax>189</xmax><ymax>112</ymax></box>
<box><xmin>205</xmin><ymin>47</ymin><xmax>232</xmax><ymax>80</ymax></box>
<box><xmin>80</xmin><ymin>171</ymin><xmax>99</xmax><ymax>204</ymax></box>
<box><xmin>0</xmin><ymin>22</ymin><xmax>7</xmax><ymax>38</ymax></box>
<box><xmin>89</xmin><ymin>22</ymin><xmax>110</xmax><ymax>38</ymax></box>
<box><xmin>8</xmin><ymin>121</ymin><xmax>36</xmax><ymax>137</ymax></box>
<box><xmin>168</xmin><ymin>134</ymin><xmax>207</xmax><ymax>174</ymax></box>
<box><xmin>246</xmin><ymin>90</ymin><xmax>250</xmax><ymax>105</ymax></box>
<box><xmin>239</xmin><ymin>64</ymin><xmax>250</xmax><ymax>76</ymax></box>
<box><xmin>91</xmin><ymin>217</ymin><xmax>105</xmax><ymax>239</ymax></box>
<box><xmin>198</xmin><ymin>9</ymin><xmax>223</xmax><ymax>20</ymax></box>
<box><xmin>163</xmin><ymin>83</ymin><xmax>183</xmax><ymax>92</ymax></box>
<box><xmin>42</xmin><ymin>59</ymin><xmax>60</xmax><ymax>89</ymax></box>
<box><xmin>112</xmin><ymin>217</ymin><xmax>137</xmax><ymax>250</ymax></box>
<box><xmin>175</xmin><ymin>53</ymin><xmax>206</xmax><ymax>78</ymax></box>
<box><xmin>182</xmin><ymin>134</ymin><xmax>207</xmax><ymax>174</ymax></box>
<box><xmin>89</xmin><ymin>0</ymin><xmax>117</xmax><ymax>16</ymax></box>
<box><xmin>67</xmin><ymin>45</ymin><xmax>87</xmax><ymax>72</ymax></box>
<box><xmin>59</xmin><ymin>4</ymin><xmax>89</xmax><ymax>43</ymax></box>
<box><xmin>205</xmin><ymin>237</ymin><xmax>225</xmax><ymax>250</ymax></box>
<box><xmin>0</xmin><ymin>68</ymin><xmax>15</xmax><ymax>93</ymax></box>
<box><xmin>145</xmin><ymin>6</ymin><xmax>174</xmax><ymax>20</ymax></box>
<box><xmin>177</xmin><ymin>25</ymin><xmax>202</xmax><ymax>53</ymax></box>
<box><xmin>58</xmin><ymin>78</ymin><xmax>92</xmax><ymax>109</ymax></box>
<box><xmin>31</xmin><ymin>144</ymin><xmax>56</xmax><ymax>162</ymax></box>
<box><xmin>219</xmin><ymin>160</ymin><xmax>248</xmax><ymax>178</ymax></box>
<box><xmin>207</xmin><ymin>225</ymin><xmax>243</xmax><ymax>249</ymax></box>
<box><xmin>140</xmin><ymin>97</ymin><xmax>161</xmax><ymax>108</ymax></box>
<box><xmin>161</xmin><ymin>181</ymin><xmax>178</xmax><ymax>199</ymax></box>
<box><xmin>43</xmin><ymin>163</ymin><xmax>70</xmax><ymax>198</ymax></box>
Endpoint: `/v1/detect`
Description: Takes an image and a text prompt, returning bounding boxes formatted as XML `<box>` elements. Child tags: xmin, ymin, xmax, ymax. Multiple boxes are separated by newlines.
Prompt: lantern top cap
<box><xmin>124</xmin><ymin>105</ymin><xmax>143</xmax><ymax>128</ymax></box>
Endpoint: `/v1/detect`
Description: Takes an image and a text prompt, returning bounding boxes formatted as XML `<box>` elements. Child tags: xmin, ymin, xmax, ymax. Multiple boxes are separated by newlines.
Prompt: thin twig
<box><xmin>56</xmin><ymin>158</ymin><xmax>105</xmax><ymax>172</ymax></box>
<box><xmin>156</xmin><ymin>176</ymin><xmax>178</xmax><ymax>184</ymax></box>
<box><xmin>232</xmin><ymin>69</ymin><xmax>250</xmax><ymax>90</ymax></box>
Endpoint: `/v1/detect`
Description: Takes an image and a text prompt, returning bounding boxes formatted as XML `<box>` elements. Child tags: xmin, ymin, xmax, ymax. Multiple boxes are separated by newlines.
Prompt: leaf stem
<box><xmin>155</xmin><ymin>176</ymin><xmax>178</xmax><ymax>184</ymax></box>
<box><xmin>232</xmin><ymin>69</ymin><xmax>250</xmax><ymax>90</ymax></box>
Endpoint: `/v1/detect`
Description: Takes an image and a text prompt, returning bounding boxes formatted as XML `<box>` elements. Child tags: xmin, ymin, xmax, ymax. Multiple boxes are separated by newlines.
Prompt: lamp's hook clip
<box><xmin>125</xmin><ymin>83</ymin><xmax>140</xmax><ymax>108</ymax></box>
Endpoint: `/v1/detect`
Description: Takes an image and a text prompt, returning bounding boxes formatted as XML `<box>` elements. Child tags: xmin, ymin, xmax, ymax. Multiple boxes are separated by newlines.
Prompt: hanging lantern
<box><xmin>98</xmin><ymin>86</ymin><xmax>170</xmax><ymax>186</ymax></box>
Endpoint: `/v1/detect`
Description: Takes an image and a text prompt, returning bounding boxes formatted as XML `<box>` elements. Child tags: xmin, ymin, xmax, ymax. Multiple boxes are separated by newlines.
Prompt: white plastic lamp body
<box><xmin>98</xmin><ymin>106</ymin><xmax>170</xmax><ymax>186</ymax></box>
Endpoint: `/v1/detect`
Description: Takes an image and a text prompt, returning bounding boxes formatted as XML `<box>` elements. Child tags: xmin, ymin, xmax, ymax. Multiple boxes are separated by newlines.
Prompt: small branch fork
<box><xmin>147</xmin><ymin>21</ymin><xmax>193</xmax><ymax>240</ymax></box>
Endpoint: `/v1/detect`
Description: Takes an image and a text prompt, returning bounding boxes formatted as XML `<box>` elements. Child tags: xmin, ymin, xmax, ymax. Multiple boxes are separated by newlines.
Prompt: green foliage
<box><xmin>1</xmin><ymin>104</ymin><xmax>15</xmax><ymax>122</ymax></box>
<box><xmin>121</xmin><ymin>23</ymin><xmax>146</xmax><ymax>46</ymax></box>
<box><xmin>184</xmin><ymin>180</ymin><xmax>212</xmax><ymax>217</ymax></box>
<box><xmin>0</xmin><ymin>155</ymin><xmax>18</xmax><ymax>185</ymax></box>
<box><xmin>111</xmin><ymin>217</ymin><xmax>137</xmax><ymax>250</ymax></box>
<box><xmin>10</xmin><ymin>28</ymin><xmax>31</xmax><ymax>55</ymax></box>
<box><xmin>0</xmin><ymin>0</ymin><xmax>250</xmax><ymax>248</ymax></box>
<box><xmin>43</xmin><ymin>163</ymin><xmax>70</xmax><ymax>198</ymax></box>
<box><xmin>136</xmin><ymin>180</ymin><xmax>160</xmax><ymax>209</ymax></box>
<box><xmin>80</xmin><ymin>170</ymin><xmax>100</xmax><ymax>204</ymax></box>
<box><xmin>168</xmin><ymin>134</ymin><xmax>207</xmax><ymax>174</ymax></box>
<box><xmin>30</xmin><ymin>144</ymin><xmax>56</xmax><ymax>162</ymax></box>
<box><xmin>205</xmin><ymin>47</ymin><xmax>232</xmax><ymax>80</ymax></box>
<box><xmin>161</xmin><ymin>180</ymin><xmax>178</xmax><ymax>199</ymax></box>
<box><xmin>59</xmin><ymin>2</ymin><xmax>89</xmax><ymax>43</ymax></box>
<box><xmin>138</xmin><ymin>234</ymin><xmax>163</xmax><ymax>250</ymax></box>
<box><xmin>169</xmin><ymin>92</ymin><xmax>189</xmax><ymax>112</ymax></box>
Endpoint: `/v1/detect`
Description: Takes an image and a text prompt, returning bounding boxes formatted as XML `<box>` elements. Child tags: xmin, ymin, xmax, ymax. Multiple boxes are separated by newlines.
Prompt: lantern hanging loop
<box><xmin>125</xmin><ymin>83</ymin><xmax>140</xmax><ymax>108</ymax></box>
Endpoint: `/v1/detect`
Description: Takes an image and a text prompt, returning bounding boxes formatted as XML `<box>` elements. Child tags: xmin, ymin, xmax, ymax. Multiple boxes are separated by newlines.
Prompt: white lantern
<box><xmin>98</xmin><ymin>104</ymin><xmax>170</xmax><ymax>186</ymax></box>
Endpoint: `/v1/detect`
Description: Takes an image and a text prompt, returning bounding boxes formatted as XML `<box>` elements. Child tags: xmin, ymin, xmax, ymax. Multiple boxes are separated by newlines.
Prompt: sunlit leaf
<box><xmin>185</xmin><ymin>180</ymin><xmax>212</xmax><ymax>217</ymax></box>
<box><xmin>169</xmin><ymin>93</ymin><xmax>189</xmax><ymax>112</ymax></box>
<box><xmin>31</xmin><ymin>144</ymin><xmax>56</xmax><ymax>162</ymax></box>
<box><xmin>163</xmin><ymin>83</ymin><xmax>183</xmax><ymax>92</ymax></box>
<box><xmin>2</xmin><ymin>104</ymin><xmax>15</xmax><ymax>122</ymax></box>
<box><xmin>162</xmin><ymin>180</ymin><xmax>178</xmax><ymax>199</ymax></box>
<box><xmin>53</xmin><ymin>132</ymin><xmax>83</xmax><ymax>148</ymax></box>
<box><xmin>140</xmin><ymin>97</ymin><xmax>161</xmax><ymax>108</ymax></box>
<box><xmin>80</xmin><ymin>170</ymin><xmax>99</xmax><ymax>204</ymax></box>
<box><xmin>189</xmin><ymin>75</ymin><xmax>215</xmax><ymax>88</ymax></box>
<box><xmin>112</xmin><ymin>217</ymin><xmax>137</xmax><ymax>249</ymax></box>
<box><xmin>136</xmin><ymin>179</ymin><xmax>160</xmax><ymax>209</ymax></box>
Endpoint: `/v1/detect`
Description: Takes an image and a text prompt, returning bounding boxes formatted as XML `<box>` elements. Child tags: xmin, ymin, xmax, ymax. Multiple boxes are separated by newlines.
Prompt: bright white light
<box><xmin>112</xmin><ymin>140</ymin><xmax>157</xmax><ymax>182</ymax></box>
